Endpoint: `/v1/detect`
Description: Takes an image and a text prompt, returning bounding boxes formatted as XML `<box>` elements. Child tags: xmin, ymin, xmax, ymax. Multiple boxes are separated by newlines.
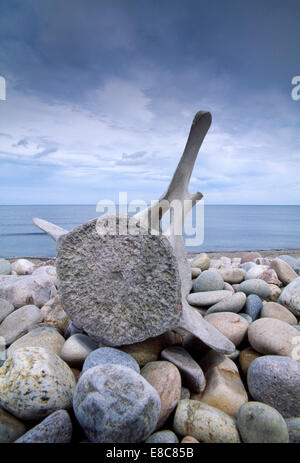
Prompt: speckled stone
<box><xmin>285</xmin><ymin>417</ymin><xmax>300</xmax><ymax>443</ymax></box>
<box><xmin>0</xmin><ymin>347</ymin><xmax>76</xmax><ymax>420</ymax></box>
<box><xmin>7</xmin><ymin>325</ymin><xmax>65</xmax><ymax>358</ymax></box>
<box><xmin>73</xmin><ymin>364</ymin><xmax>161</xmax><ymax>443</ymax></box>
<box><xmin>144</xmin><ymin>430</ymin><xmax>179</xmax><ymax>443</ymax></box>
<box><xmin>141</xmin><ymin>361</ymin><xmax>181</xmax><ymax>429</ymax></box>
<box><xmin>244</xmin><ymin>294</ymin><xmax>263</xmax><ymax>321</ymax></box>
<box><xmin>180</xmin><ymin>387</ymin><xmax>191</xmax><ymax>400</ymax></box>
<box><xmin>205</xmin><ymin>292</ymin><xmax>246</xmax><ymax>315</ymax></box>
<box><xmin>258</xmin><ymin>269</ymin><xmax>281</xmax><ymax>286</ymax></box>
<box><xmin>237</xmin><ymin>402</ymin><xmax>289</xmax><ymax>443</ymax></box>
<box><xmin>173</xmin><ymin>400</ymin><xmax>241</xmax><ymax>443</ymax></box>
<box><xmin>41</xmin><ymin>295</ymin><xmax>69</xmax><ymax>334</ymax></box>
<box><xmin>161</xmin><ymin>346</ymin><xmax>205</xmax><ymax>393</ymax></box>
<box><xmin>0</xmin><ymin>298</ymin><xmax>14</xmax><ymax>323</ymax></box>
<box><xmin>247</xmin><ymin>355</ymin><xmax>300</xmax><ymax>418</ymax></box>
<box><xmin>82</xmin><ymin>347</ymin><xmax>140</xmax><ymax>374</ymax></box>
<box><xmin>15</xmin><ymin>410</ymin><xmax>72</xmax><ymax>443</ymax></box>
<box><xmin>245</xmin><ymin>265</ymin><xmax>268</xmax><ymax>280</ymax></box>
<box><xmin>237</xmin><ymin>279</ymin><xmax>271</xmax><ymax>299</ymax></box>
<box><xmin>0</xmin><ymin>305</ymin><xmax>44</xmax><ymax>346</ymax></box>
<box><xmin>0</xmin><ymin>408</ymin><xmax>27</xmax><ymax>443</ymax></box>
<box><xmin>266</xmin><ymin>284</ymin><xmax>281</xmax><ymax>302</ymax></box>
<box><xmin>192</xmin><ymin>270</ymin><xmax>224</xmax><ymax>293</ymax></box>
<box><xmin>60</xmin><ymin>333</ymin><xmax>98</xmax><ymax>368</ymax></box>
<box><xmin>204</xmin><ymin>312</ymin><xmax>249</xmax><ymax>347</ymax></box>
<box><xmin>248</xmin><ymin>318</ymin><xmax>300</xmax><ymax>357</ymax></box>
<box><xmin>261</xmin><ymin>302</ymin><xmax>297</xmax><ymax>325</ymax></box>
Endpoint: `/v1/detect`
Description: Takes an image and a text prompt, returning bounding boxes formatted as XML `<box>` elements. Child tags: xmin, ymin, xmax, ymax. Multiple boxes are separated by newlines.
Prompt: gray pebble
<box><xmin>245</xmin><ymin>294</ymin><xmax>263</xmax><ymax>321</ymax></box>
<box><xmin>82</xmin><ymin>347</ymin><xmax>140</xmax><ymax>374</ymax></box>
<box><xmin>247</xmin><ymin>355</ymin><xmax>300</xmax><ymax>418</ymax></box>
<box><xmin>145</xmin><ymin>430</ymin><xmax>179</xmax><ymax>443</ymax></box>
<box><xmin>15</xmin><ymin>410</ymin><xmax>72</xmax><ymax>443</ymax></box>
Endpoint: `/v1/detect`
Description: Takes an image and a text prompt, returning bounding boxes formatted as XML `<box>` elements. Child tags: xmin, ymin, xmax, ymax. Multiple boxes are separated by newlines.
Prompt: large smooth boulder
<box><xmin>0</xmin><ymin>347</ymin><xmax>76</xmax><ymax>420</ymax></box>
<box><xmin>73</xmin><ymin>364</ymin><xmax>161</xmax><ymax>443</ymax></box>
<box><xmin>247</xmin><ymin>356</ymin><xmax>300</xmax><ymax>418</ymax></box>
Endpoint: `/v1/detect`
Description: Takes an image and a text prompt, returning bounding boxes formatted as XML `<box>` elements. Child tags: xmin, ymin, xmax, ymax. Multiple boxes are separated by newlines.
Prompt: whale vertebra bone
<box><xmin>32</xmin><ymin>111</ymin><xmax>235</xmax><ymax>354</ymax></box>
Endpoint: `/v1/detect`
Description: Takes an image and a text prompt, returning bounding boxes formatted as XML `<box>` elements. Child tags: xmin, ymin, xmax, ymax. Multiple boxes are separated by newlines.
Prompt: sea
<box><xmin>0</xmin><ymin>205</ymin><xmax>299</xmax><ymax>258</ymax></box>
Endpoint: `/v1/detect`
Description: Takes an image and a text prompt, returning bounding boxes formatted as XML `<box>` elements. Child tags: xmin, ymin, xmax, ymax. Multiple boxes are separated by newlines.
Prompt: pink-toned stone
<box><xmin>258</xmin><ymin>269</ymin><xmax>282</xmax><ymax>286</ymax></box>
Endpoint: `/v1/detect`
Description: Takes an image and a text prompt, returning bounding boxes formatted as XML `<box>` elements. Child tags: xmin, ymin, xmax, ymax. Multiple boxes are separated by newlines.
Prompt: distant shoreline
<box><xmin>6</xmin><ymin>249</ymin><xmax>300</xmax><ymax>265</ymax></box>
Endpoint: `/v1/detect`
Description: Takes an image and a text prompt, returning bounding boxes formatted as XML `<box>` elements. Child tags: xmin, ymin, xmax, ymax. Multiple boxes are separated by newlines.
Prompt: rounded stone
<box><xmin>237</xmin><ymin>279</ymin><xmax>271</xmax><ymax>299</ymax></box>
<box><xmin>191</xmin><ymin>268</ymin><xmax>201</xmax><ymax>279</ymax></box>
<box><xmin>278</xmin><ymin>277</ymin><xmax>300</xmax><ymax>316</ymax></box>
<box><xmin>217</xmin><ymin>267</ymin><xmax>245</xmax><ymax>284</ymax></box>
<box><xmin>187</xmin><ymin>290</ymin><xmax>232</xmax><ymax>307</ymax></box>
<box><xmin>82</xmin><ymin>347</ymin><xmax>140</xmax><ymax>374</ymax></box>
<box><xmin>0</xmin><ymin>347</ymin><xmax>76</xmax><ymax>420</ymax></box>
<box><xmin>73</xmin><ymin>364</ymin><xmax>161</xmax><ymax>443</ymax></box>
<box><xmin>11</xmin><ymin>259</ymin><xmax>34</xmax><ymax>276</ymax></box>
<box><xmin>0</xmin><ymin>298</ymin><xmax>14</xmax><ymax>323</ymax></box>
<box><xmin>141</xmin><ymin>361</ymin><xmax>181</xmax><ymax>429</ymax></box>
<box><xmin>204</xmin><ymin>312</ymin><xmax>249</xmax><ymax>347</ymax></box>
<box><xmin>270</xmin><ymin>258</ymin><xmax>298</xmax><ymax>286</ymax></box>
<box><xmin>244</xmin><ymin>294</ymin><xmax>263</xmax><ymax>321</ymax></box>
<box><xmin>161</xmin><ymin>346</ymin><xmax>205</xmax><ymax>393</ymax></box>
<box><xmin>41</xmin><ymin>295</ymin><xmax>69</xmax><ymax>334</ymax></box>
<box><xmin>190</xmin><ymin>253</ymin><xmax>210</xmax><ymax>271</ymax></box>
<box><xmin>239</xmin><ymin>347</ymin><xmax>261</xmax><ymax>376</ymax></box>
<box><xmin>60</xmin><ymin>333</ymin><xmax>98</xmax><ymax>367</ymax></box>
<box><xmin>144</xmin><ymin>430</ymin><xmax>179</xmax><ymax>443</ymax></box>
<box><xmin>181</xmin><ymin>435</ymin><xmax>200</xmax><ymax>443</ymax></box>
<box><xmin>173</xmin><ymin>400</ymin><xmax>241</xmax><ymax>443</ymax></box>
<box><xmin>278</xmin><ymin>255</ymin><xmax>300</xmax><ymax>275</ymax></box>
<box><xmin>7</xmin><ymin>325</ymin><xmax>65</xmax><ymax>358</ymax></box>
<box><xmin>0</xmin><ymin>408</ymin><xmax>27</xmax><ymax>443</ymax></box>
<box><xmin>192</xmin><ymin>355</ymin><xmax>248</xmax><ymax>418</ymax></box>
<box><xmin>0</xmin><ymin>259</ymin><xmax>11</xmax><ymax>275</ymax></box>
<box><xmin>237</xmin><ymin>402</ymin><xmax>289</xmax><ymax>443</ymax></box>
<box><xmin>240</xmin><ymin>262</ymin><xmax>257</xmax><ymax>272</ymax></box>
<box><xmin>261</xmin><ymin>302</ymin><xmax>298</xmax><ymax>325</ymax></box>
<box><xmin>258</xmin><ymin>269</ymin><xmax>281</xmax><ymax>286</ymax></box>
<box><xmin>247</xmin><ymin>355</ymin><xmax>300</xmax><ymax>417</ymax></box>
<box><xmin>15</xmin><ymin>410</ymin><xmax>72</xmax><ymax>443</ymax></box>
<box><xmin>180</xmin><ymin>387</ymin><xmax>191</xmax><ymax>400</ymax></box>
<box><xmin>241</xmin><ymin>252</ymin><xmax>262</xmax><ymax>264</ymax></box>
<box><xmin>205</xmin><ymin>292</ymin><xmax>246</xmax><ymax>315</ymax></box>
<box><xmin>248</xmin><ymin>318</ymin><xmax>300</xmax><ymax>357</ymax></box>
<box><xmin>0</xmin><ymin>305</ymin><xmax>44</xmax><ymax>346</ymax></box>
<box><xmin>285</xmin><ymin>417</ymin><xmax>300</xmax><ymax>443</ymax></box>
<box><xmin>120</xmin><ymin>332</ymin><xmax>181</xmax><ymax>367</ymax></box>
<box><xmin>245</xmin><ymin>265</ymin><xmax>268</xmax><ymax>280</ymax></box>
<box><xmin>192</xmin><ymin>270</ymin><xmax>224</xmax><ymax>293</ymax></box>
<box><xmin>239</xmin><ymin>313</ymin><xmax>253</xmax><ymax>324</ymax></box>
<box><xmin>266</xmin><ymin>284</ymin><xmax>281</xmax><ymax>302</ymax></box>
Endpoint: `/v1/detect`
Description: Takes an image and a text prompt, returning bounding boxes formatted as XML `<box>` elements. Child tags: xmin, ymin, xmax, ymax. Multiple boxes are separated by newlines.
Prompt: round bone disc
<box><xmin>56</xmin><ymin>215</ymin><xmax>182</xmax><ymax>346</ymax></box>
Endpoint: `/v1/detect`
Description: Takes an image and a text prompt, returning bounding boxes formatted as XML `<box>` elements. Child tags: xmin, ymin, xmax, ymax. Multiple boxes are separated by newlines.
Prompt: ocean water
<box><xmin>0</xmin><ymin>205</ymin><xmax>299</xmax><ymax>258</ymax></box>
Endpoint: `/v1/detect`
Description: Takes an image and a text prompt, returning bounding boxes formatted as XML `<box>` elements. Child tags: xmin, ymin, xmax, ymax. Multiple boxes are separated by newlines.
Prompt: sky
<box><xmin>0</xmin><ymin>0</ymin><xmax>300</xmax><ymax>205</ymax></box>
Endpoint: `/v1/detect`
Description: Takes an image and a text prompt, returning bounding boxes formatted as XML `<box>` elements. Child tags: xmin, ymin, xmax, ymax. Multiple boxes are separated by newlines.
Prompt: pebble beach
<box><xmin>0</xmin><ymin>251</ymin><xmax>300</xmax><ymax>443</ymax></box>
